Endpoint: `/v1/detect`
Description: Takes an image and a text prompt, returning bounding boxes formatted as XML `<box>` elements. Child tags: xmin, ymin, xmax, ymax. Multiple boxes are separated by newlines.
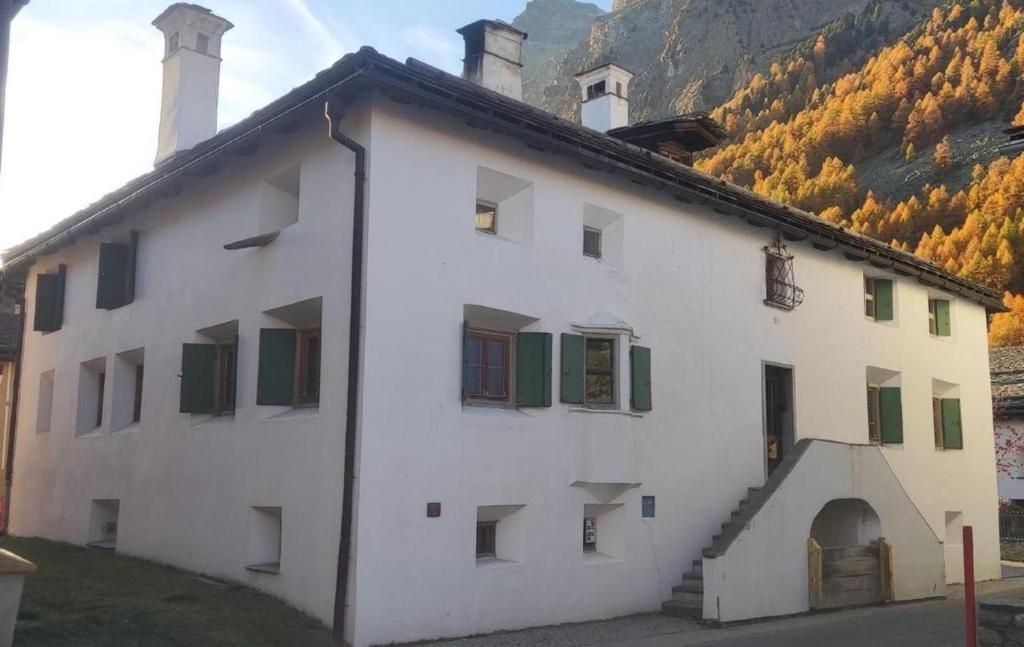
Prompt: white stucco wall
<box><xmin>348</xmin><ymin>96</ymin><xmax>999</xmax><ymax>645</ymax></box>
<box><xmin>702</xmin><ymin>440</ymin><xmax>946</xmax><ymax>622</ymax></box>
<box><xmin>7</xmin><ymin>102</ymin><xmax>368</xmax><ymax>624</ymax></box>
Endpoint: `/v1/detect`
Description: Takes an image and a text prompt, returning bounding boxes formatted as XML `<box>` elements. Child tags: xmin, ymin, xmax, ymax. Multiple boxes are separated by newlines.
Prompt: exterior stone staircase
<box><xmin>661</xmin><ymin>440</ymin><xmax>814</xmax><ymax>620</ymax></box>
<box><xmin>661</xmin><ymin>486</ymin><xmax>763</xmax><ymax>619</ymax></box>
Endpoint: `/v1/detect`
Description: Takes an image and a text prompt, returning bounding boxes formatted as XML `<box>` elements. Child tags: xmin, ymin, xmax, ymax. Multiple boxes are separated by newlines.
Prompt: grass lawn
<box><xmin>0</xmin><ymin>536</ymin><xmax>334</xmax><ymax>647</ymax></box>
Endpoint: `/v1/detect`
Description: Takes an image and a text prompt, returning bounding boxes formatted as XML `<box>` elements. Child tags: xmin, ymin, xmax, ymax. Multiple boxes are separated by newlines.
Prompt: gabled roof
<box><xmin>0</xmin><ymin>48</ymin><xmax>1004</xmax><ymax>310</ymax></box>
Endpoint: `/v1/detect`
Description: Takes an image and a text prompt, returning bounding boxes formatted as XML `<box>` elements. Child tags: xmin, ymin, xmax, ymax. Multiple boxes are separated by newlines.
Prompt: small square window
<box><xmin>585</xmin><ymin>338</ymin><xmax>614</xmax><ymax>406</ymax></box>
<box><xmin>475</xmin><ymin>201</ymin><xmax>497</xmax><ymax>234</ymax></box>
<box><xmin>476</xmin><ymin>521</ymin><xmax>496</xmax><ymax>558</ymax></box>
<box><xmin>583</xmin><ymin>227</ymin><xmax>602</xmax><ymax>259</ymax></box>
<box><xmin>464</xmin><ymin>330</ymin><xmax>510</xmax><ymax>401</ymax></box>
<box><xmin>586</xmin><ymin>81</ymin><xmax>606</xmax><ymax>100</ymax></box>
<box><xmin>642</xmin><ymin>496</ymin><xmax>656</xmax><ymax>518</ymax></box>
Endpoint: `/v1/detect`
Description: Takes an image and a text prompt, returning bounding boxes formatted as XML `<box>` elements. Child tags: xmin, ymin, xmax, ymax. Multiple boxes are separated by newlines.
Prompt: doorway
<box><xmin>763</xmin><ymin>364</ymin><xmax>794</xmax><ymax>478</ymax></box>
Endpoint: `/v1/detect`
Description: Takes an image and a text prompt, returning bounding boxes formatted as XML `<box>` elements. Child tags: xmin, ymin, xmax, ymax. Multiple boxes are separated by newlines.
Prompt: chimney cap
<box><xmin>574</xmin><ymin>61</ymin><xmax>635</xmax><ymax>79</ymax></box>
<box><xmin>152</xmin><ymin>3</ymin><xmax>233</xmax><ymax>32</ymax></box>
<box><xmin>456</xmin><ymin>19</ymin><xmax>527</xmax><ymax>41</ymax></box>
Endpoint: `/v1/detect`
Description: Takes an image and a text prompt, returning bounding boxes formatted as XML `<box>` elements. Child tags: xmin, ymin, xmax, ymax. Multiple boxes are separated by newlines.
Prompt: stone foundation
<box><xmin>980</xmin><ymin>599</ymin><xmax>1024</xmax><ymax>646</ymax></box>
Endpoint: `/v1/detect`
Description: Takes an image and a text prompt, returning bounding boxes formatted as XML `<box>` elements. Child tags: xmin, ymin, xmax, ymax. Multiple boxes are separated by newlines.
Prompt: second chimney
<box><xmin>456</xmin><ymin>20</ymin><xmax>527</xmax><ymax>100</ymax></box>
<box><xmin>576</xmin><ymin>64</ymin><xmax>633</xmax><ymax>132</ymax></box>
<box><xmin>152</xmin><ymin>4</ymin><xmax>233</xmax><ymax>165</ymax></box>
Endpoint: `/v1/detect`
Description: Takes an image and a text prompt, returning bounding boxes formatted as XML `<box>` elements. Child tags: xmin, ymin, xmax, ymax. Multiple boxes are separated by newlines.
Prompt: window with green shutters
<box><xmin>33</xmin><ymin>265</ymin><xmax>66</xmax><ymax>333</ymax></box>
<box><xmin>865</xmin><ymin>277</ymin><xmax>894</xmax><ymax>322</ymax></box>
<box><xmin>560</xmin><ymin>333</ymin><xmax>585</xmax><ymax>405</ymax></box>
<box><xmin>630</xmin><ymin>346</ymin><xmax>652</xmax><ymax>411</ymax></box>
<box><xmin>928</xmin><ymin>299</ymin><xmax>951</xmax><ymax>337</ymax></box>
<box><xmin>179</xmin><ymin>344</ymin><xmax>216</xmax><ymax>414</ymax></box>
<box><xmin>936</xmin><ymin>398</ymin><xmax>963</xmax><ymax>449</ymax></box>
<box><xmin>461</xmin><ymin>327</ymin><xmax>552</xmax><ymax>407</ymax></box>
<box><xmin>877</xmin><ymin>386</ymin><xmax>903</xmax><ymax>444</ymax></box>
<box><xmin>95</xmin><ymin>232</ymin><xmax>138</xmax><ymax>311</ymax></box>
<box><xmin>516</xmin><ymin>332</ymin><xmax>552</xmax><ymax>407</ymax></box>
<box><xmin>257</xmin><ymin>329</ymin><xmax>297</xmax><ymax>406</ymax></box>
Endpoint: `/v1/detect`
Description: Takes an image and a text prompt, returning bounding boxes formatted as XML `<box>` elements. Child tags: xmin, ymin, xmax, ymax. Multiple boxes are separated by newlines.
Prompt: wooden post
<box><xmin>807</xmin><ymin>537</ymin><xmax>823</xmax><ymax>609</ymax></box>
<box><xmin>964</xmin><ymin>525</ymin><xmax>976</xmax><ymax>647</ymax></box>
<box><xmin>879</xmin><ymin>538</ymin><xmax>894</xmax><ymax>602</ymax></box>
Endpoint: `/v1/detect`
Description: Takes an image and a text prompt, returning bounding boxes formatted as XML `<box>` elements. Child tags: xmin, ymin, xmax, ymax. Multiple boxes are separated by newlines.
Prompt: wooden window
<box><xmin>866</xmin><ymin>385</ymin><xmax>881</xmax><ymax>444</ymax></box>
<box><xmin>180</xmin><ymin>344</ymin><xmax>216</xmax><ymax>414</ymax></box>
<box><xmin>585</xmin><ymin>338</ymin><xmax>614</xmax><ymax>406</ymax></box>
<box><xmin>132</xmin><ymin>364</ymin><xmax>144</xmax><ymax>423</ymax></box>
<box><xmin>96</xmin><ymin>372</ymin><xmax>106</xmax><ymax>428</ymax></box>
<box><xmin>928</xmin><ymin>299</ymin><xmax>937</xmax><ymax>335</ymax></box>
<box><xmin>630</xmin><ymin>345</ymin><xmax>652</xmax><ymax>411</ymax></box>
<box><xmin>476</xmin><ymin>521</ymin><xmax>496</xmax><ymax>558</ymax></box>
<box><xmin>879</xmin><ymin>386</ymin><xmax>903</xmax><ymax>443</ymax></box>
<box><xmin>586</xmin><ymin>81</ymin><xmax>606</xmax><ymax>100</ymax></box>
<box><xmin>215</xmin><ymin>343</ymin><xmax>236</xmax><ymax>414</ymax></box>
<box><xmin>864</xmin><ymin>277</ymin><xmax>876</xmax><ymax>319</ymax></box>
<box><xmin>296</xmin><ymin>328</ymin><xmax>321</xmax><ymax>405</ymax></box>
<box><xmin>464</xmin><ymin>331</ymin><xmax>509</xmax><ymax>400</ymax></box>
<box><xmin>940</xmin><ymin>398</ymin><xmax>963</xmax><ymax>449</ymax></box>
<box><xmin>933</xmin><ymin>398</ymin><xmax>944</xmax><ymax>449</ymax></box>
<box><xmin>930</xmin><ymin>299</ymin><xmax>951</xmax><ymax>336</ymax></box>
<box><xmin>33</xmin><ymin>267</ymin><xmax>66</xmax><ymax>333</ymax></box>
<box><xmin>475</xmin><ymin>201</ymin><xmax>497</xmax><ymax>234</ymax></box>
<box><xmin>95</xmin><ymin>233</ymin><xmax>138</xmax><ymax>311</ymax></box>
<box><xmin>583</xmin><ymin>226</ymin><xmax>602</xmax><ymax>258</ymax></box>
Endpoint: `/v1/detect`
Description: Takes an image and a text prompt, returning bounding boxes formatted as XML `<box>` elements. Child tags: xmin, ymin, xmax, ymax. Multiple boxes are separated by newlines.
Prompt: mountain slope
<box><xmin>519</xmin><ymin>0</ymin><xmax>940</xmax><ymax>122</ymax></box>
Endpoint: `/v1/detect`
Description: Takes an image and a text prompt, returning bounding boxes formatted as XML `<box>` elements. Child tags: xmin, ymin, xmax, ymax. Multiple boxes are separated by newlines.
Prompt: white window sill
<box><xmin>75</xmin><ymin>428</ymin><xmax>104</xmax><ymax>439</ymax></box>
<box><xmin>569</xmin><ymin>407</ymin><xmax>643</xmax><ymax>418</ymax></box>
<box><xmin>582</xmin><ymin>551</ymin><xmax>621</xmax><ymax>565</ymax></box>
<box><xmin>268</xmin><ymin>406</ymin><xmax>320</xmax><ymax>421</ymax></box>
<box><xmin>462</xmin><ymin>404</ymin><xmax>529</xmax><ymax>418</ymax></box>
<box><xmin>191</xmin><ymin>413</ymin><xmax>235</xmax><ymax>428</ymax></box>
<box><xmin>475</xmin><ymin>557</ymin><xmax>522</xmax><ymax>569</ymax></box>
<box><xmin>111</xmin><ymin>423</ymin><xmax>141</xmax><ymax>435</ymax></box>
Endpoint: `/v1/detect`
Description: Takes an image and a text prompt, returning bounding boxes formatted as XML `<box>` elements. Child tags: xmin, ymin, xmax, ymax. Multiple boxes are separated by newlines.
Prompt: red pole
<box><xmin>964</xmin><ymin>525</ymin><xmax>977</xmax><ymax>647</ymax></box>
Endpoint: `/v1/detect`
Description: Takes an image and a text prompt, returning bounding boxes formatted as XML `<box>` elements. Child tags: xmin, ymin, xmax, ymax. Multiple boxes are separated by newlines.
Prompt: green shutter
<box><xmin>935</xmin><ymin>299</ymin><xmax>951</xmax><ymax>336</ymax></box>
<box><xmin>874</xmin><ymin>279</ymin><xmax>894</xmax><ymax>321</ymax></box>
<box><xmin>96</xmin><ymin>243</ymin><xmax>129</xmax><ymax>310</ymax></box>
<box><xmin>630</xmin><ymin>345</ymin><xmax>652</xmax><ymax>411</ymax></box>
<box><xmin>560</xmin><ymin>333</ymin><xmax>585</xmax><ymax>404</ymax></box>
<box><xmin>942</xmin><ymin>398</ymin><xmax>963</xmax><ymax>449</ymax></box>
<box><xmin>33</xmin><ymin>273</ymin><xmax>63</xmax><ymax>332</ymax></box>
<box><xmin>257</xmin><ymin>328</ymin><xmax>296</xmax><ymax>405</ymax></box>
<box><xmin>124</xmin><ymin>231</ymin><xmax>138</xmax><ymax>305</ymax></box>
<box><xmin>517</xmin><ymin>332</ymin><xmax>552</xmax><ymax>407</ymax></box>
<box><xmin>179</xmin><ymin>343</ymin><xmax>215</xmax><ymax>413</ymax></box>
<box><xmin>879</xmin><ymin>386</ymin><xmax>903</xmax><ymax>444</ymax></box>
<box><xmin>461</xmin><ymin>321</ymin><xmax>469</xmax><ymax>401</ymax></box>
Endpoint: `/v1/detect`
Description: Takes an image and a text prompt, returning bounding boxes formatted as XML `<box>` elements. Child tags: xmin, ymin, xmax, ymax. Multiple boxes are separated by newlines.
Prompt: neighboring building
<box><xmin>0</xmin><ymin>294</ymin><xmax>19</xmax><ymax>529</ymax></box>
<box><xmin>0</xmin><ymin>5</ymin><xmax>1004</xmax><ymax>645</ymax></box>
<box><xmin>999</xmin><ymin>124</ymin><xmax>1024</xmax><ymax>156</ymax></box>
<box><xmin>0</xmin><ymin>0</ymin><xmax>29</xmax><ymax>171</ymax></box>
<box><xmin>991</xmin><ymin>346</ymin><xmax>1024</xmax><ymax>500</ymax></box>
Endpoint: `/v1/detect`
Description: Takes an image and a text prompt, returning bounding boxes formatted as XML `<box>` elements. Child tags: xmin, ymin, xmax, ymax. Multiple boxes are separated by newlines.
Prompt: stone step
<box><xmin>671</xmin><ymin>589</ymin><xmax>703</xmax><ymax>606</ymax></box>
<box><xmin>674</xmin><ymin>575</ymin><xmax>703</xmax><ymax>594</ymax></box>
<box><xmin>691</xmin><ymin>560</ymin><xmax>703</xmax><ymax>575</ymax></box>
<box><xmin>720</xmin><ymin>520</ymin><xmax>745</xmax><ymax>535</ymax></box>
<box><xmin>661</xmin><ymin>599</ymin><xmax>703</xmax><ymax>619</ymax></box>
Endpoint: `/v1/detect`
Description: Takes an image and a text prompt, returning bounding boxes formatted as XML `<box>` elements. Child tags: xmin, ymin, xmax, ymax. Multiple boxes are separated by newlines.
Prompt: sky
<box><xmin>0</xmin><ymin>0</ymin><xmax>613</xmax><ymax>253</ymax></box>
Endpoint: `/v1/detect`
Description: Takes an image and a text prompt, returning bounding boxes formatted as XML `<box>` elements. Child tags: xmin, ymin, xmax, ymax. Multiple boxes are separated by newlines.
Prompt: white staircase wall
<box><xmin>702</xmin><ymin>440</ymin><xmax>946</xmax><ymax>622</ymax></box>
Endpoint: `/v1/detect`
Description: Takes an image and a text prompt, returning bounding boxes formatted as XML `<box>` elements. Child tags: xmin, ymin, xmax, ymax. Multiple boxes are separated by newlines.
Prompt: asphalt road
<box><xmin>424</xmin><ymin>576</ymin><xmax>1024</xmax><ymax>647</ymax></box>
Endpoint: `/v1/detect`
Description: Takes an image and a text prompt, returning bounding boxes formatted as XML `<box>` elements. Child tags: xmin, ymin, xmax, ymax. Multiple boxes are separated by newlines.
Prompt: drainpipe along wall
<box><xmin>325</xmin><ymin>97</ymin><xmax>366</xmax><ymax>647</ymax></box>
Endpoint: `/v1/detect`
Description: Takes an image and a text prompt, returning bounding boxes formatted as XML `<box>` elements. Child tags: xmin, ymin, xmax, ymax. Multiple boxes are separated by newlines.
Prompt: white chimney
<box><xmin>456</xmin><ymin>20</ymin><xmax>527</xmax><ymax>100</ymax></box>
<box><xmin>152</xmin><ymin>4</ymin><xmax>233</xmax><ymax>165</ymax></box>
<box><xmin>575</xmin><ymin>64</ymin><xmax>633</xmax><ymax>132</ymax></box>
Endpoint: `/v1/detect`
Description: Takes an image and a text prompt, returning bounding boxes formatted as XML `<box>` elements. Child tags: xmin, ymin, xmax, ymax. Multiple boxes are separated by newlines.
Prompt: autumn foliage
<box><xmin>696</xmin><ymin>0</ymin><xmax>1024</xmax><ymax>345</ymax></box>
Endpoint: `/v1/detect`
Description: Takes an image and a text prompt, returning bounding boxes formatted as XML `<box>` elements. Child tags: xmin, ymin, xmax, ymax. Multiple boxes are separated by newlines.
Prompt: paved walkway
<box><xmin>420</xmin><ymin>579</ymin><xmax>1024</xmax><ymax>647</ymax></box>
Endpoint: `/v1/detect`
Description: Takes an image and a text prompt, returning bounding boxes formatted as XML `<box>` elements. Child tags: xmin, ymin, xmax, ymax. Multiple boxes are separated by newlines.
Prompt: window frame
<box><xmin>928</xmin><ymin>299</ymin><xmax>938</xmax><ymax>335</ymax></box>
<box><xmin>132</xmin><ymin>364</ymin><xmax>144</xmax><ymax>424</ymax></box>
<box><xmin>476</xmin><ymin>520</ymin><xmax>497</xmax><ymax>558</ymax></box>
<box><xmin>214</xmin><ymin>342</ymin><xmax>236</xmax><ymax>416</ymax></box>
<box><xmin>474</xmin><ymin>200</ymin><xmax>498</xmax><ymax>235</ymax></box>
<box><xmin>583</xmin><ymin>226</ymin><xmax>602</xmax><ymax>259</ymax></box>
<box><xmin>464</xmin><ymin>329</ymin><xmax>512</xmax><ymax>403</ymax></box>
<box><xmin>864</xmin><ymin>277</ymin><xmax>877</xmax><ymax>319</ymax></box>
<box><xmin>586</xmin><ymin>81</ymin><xmax>606</xmax><ymax>100</ymax></box>
<box><xmin>933</xmin><ymin>397</ymin><xmax>944</xmax><ymax>449</ymax></box>
<box><xmin>584</xmin><ymin>336</ymin><xmax>616</xmax><ymax>408</ymax></box>
<box><xmin>96</xmin><ymin>371</ymin><xmax>106</xmax><ymax>429</ymax></box>
<box><xmin>866</xmin><ymin>385</ymin><xmax>881</xmax><ymax>444</ymax></box>
<box><xmin>583</xmin><ymin>516</ymin><xmax>597</xmax><ymax>552</ymax></box>
<box><xmin>295</xmin><ymin>327</ymin><xmax>322</xmax><ymax>407</ymax></box>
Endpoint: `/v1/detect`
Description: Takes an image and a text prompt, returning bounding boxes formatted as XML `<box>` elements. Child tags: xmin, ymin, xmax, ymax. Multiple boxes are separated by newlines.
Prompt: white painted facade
<box><xmin>2</xmin><ymin>36</ymin><xmax>1002</xmax><ymax>647</ymax></box>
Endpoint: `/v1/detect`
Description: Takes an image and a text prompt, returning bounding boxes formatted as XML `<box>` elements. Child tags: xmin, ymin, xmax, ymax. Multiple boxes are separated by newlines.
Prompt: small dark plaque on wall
<box><xmin>642</xmin><ymin>496</ymin><xmax>656</xmax><ymax>518</ymax></box>
<box><xmin>426</xmin><ymin>502</ymin><xmax>441</xmax><ymax>518</ymax></box>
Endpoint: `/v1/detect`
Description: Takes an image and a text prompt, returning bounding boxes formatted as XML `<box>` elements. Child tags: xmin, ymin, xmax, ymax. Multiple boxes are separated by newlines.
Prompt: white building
<box><xmin>0</xmin><ymin>5</ymin><xmax>1004</xmax><ymax>646</ymax></box>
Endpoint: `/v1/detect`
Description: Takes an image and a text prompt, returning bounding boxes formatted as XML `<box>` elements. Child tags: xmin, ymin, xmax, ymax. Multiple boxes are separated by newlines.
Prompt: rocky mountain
<box><xmin>517</xmin><ymin>0</ymin><xmax>941</xmax><ymax>122</ymax></box>
<box><xmin>512</xmin><ymin>0</ymin><xmax>605</xmax><ymax>108</ymax></box>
